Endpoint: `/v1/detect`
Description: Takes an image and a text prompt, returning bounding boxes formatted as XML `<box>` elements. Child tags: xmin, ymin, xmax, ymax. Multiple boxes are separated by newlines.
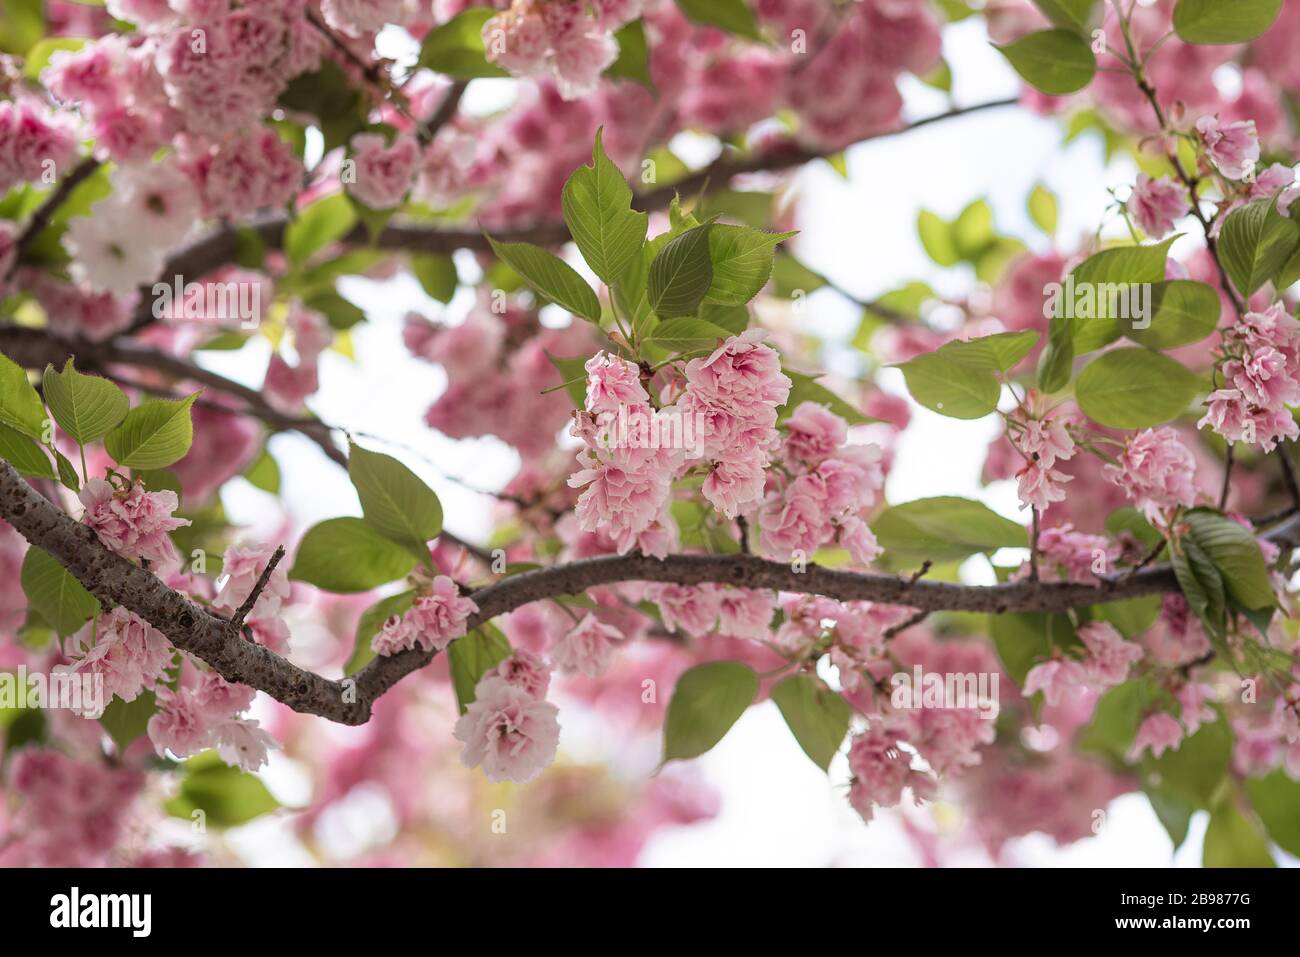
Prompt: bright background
<box><xmin>203</xmin><ymin>20</ymin><xmax>1223</xmax><ymax>866</ymax></box>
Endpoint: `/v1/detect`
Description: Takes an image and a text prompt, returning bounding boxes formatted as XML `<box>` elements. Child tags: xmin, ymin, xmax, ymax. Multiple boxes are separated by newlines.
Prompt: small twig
<box><xmin>883</xmin><ymin>609</ymin><xmax>929</xmax><ymax>640</ymax></box>
<box><xmin>1219</xmin><ymin>443</ymin><xmax>1235</xmax><ymax>510</ymax></box>
<box><xmin>230</xmin><ymin>546</ymin><xmax>286</xmax><ymax>628</ymax></box>
<box><xmin>7</xmin><ymin>157</ymin><xmax>102</xmax><ymax>278</ymax></box>
<box><xmin>736</xmin><ymin>515</ymin><xmax>751</xmax><ymax>554</ymax></box>
<box><xmin>907</xmin><ymin>561</ymin><xmax>933</xmax><ymax>586</ymax></box>
<box><xmin>1029</xmin><ymin>510</ymin><xmax>1040</xmax><ymax>582</ymax></box>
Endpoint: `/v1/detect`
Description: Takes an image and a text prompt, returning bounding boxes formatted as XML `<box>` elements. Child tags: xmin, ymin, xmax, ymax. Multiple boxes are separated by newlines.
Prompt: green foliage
<box><xmin>164</xmin><ymin>752</ymin><xmax>281</xmax><ymax>828</ymax></box>
<box><xmin>562</xmin><ymin>129</ymin><xmax>648</xmax><ymax>288</ymax></box>
<box><xmin>345</xmin><ymin>590</ymin><xmax>416</xmax><ymax>676</ymax></box>
<box><xmin>449</xmin><ymin>625</ymin><xmax>512</xmax><ymax>715</ymax></box>
<box><xmin>770</xmin><ymin>675</ymin><xmax>850</xmax><ymax>771</ymax></box>
<box><xmin>20</xmin><ymin>546</ymin><xmax>100</xmax><ymax>637</ymax></box>
<box><xmin>1074</xmin><ymin>347</ymin><xmax>1199</xmax><ymax>429</ymax></box>
<box><xmin>896</xmin><ymin>331</ymin><xmax>1038</xmax><ymax>419</ymax></box>
<box><xmin>348</xmin><ymin>444</ymin><xmax>443</xmax><ymax>559</ymax></box>
<box><xmin>1030</xmin><ymin>0</ymin><xmax>1098</xmax><ymax>33</ymax></box>
<box><xmin>662</xmin><ymin>661</ymin><xmax>757</xmax><ymax>761</ymax></box>
<box><xmin>486</xmin><ymin>237</ymin><xmax>603</xmax><ymax>323</ymax></box>
<box><xmin>0</xmin><ymin>424</ymin><xmax>54</xmax><ymax>479</ymax></box>
<box><xmin>100</xmin><ymin>690</ymin><xmax>158</xmax><ymax>751</ymax></box>
<box><xmin>418</xmin><ymin>7</ymin><xmax>510</xmax><ymax>78</ymax></box>
<box><xmin>42</xmin><ymin>358</ymin><xmax>128</xmax><ymax>446</ymax></box>
<box><xmin>1172</xmin><ymin>0</ymin><xmax>1282</xmax><ymax>44</ymax></box>
<box><xmin>872</xmin><ymin>496</ymin><xmax>1026</xmax><ymax>563</ymax></box>
<box><xmin>1217</xmin><ymin>198</ymin><xmax>1300</xmax><ymax>295</ymax></box>
<box><xmin>285</xmin><ymin>193</ymin><xmax>358</xmax><ymax>267</ymax></box>
<box><xmin>0</xmin><ymin>352</ymin><xmax>49</xmax><ymax>439</ymax></box>
<box><xmin>648</xmin><ymin>224</ymin><xmax>715</xmax><ymax>318</ymax></box>
<box><xmin>673</xmin><ymin>0</ymin><xmax>764</xmax><ymax>42</ymax></box>
<box><xmin>994</xmin><ymin>29</ymin><xmax>1097</xmax><ymax>96</ymax></box>
<box><xmin>104</xmin><ymin>393</ymin><xmax>199</xmax><ymax>470</ymax></box>
<box><xmin>289</xmin><ymin>518</ymin><xmax>419</xmax><ymax>592</ymax></box>
<box><xmin>1202</xmin><ymin>799</ymin><xmax>1275</xmax><ymax>867</ymax></box>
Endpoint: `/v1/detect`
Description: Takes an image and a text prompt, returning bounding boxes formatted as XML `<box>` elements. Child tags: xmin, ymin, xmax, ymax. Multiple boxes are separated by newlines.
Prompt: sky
<box><xmin>201</xmin><ymin>19</ymin><xmax>1223</xmax><ymax>867</ymax></box>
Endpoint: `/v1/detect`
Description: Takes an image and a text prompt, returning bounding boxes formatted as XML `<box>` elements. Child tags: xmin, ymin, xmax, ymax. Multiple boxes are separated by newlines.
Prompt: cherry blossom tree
<box><xmin>1</xmin><ymin>0</ymin><xmax>1299</xmax><ymax>867</ymax></box>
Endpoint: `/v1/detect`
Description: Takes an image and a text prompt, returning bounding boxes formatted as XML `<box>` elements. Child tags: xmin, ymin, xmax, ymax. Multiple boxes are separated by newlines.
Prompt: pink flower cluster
<box><xmin>550</xmin><ymin>614</ymin><xmax>621</xmax><ymax>677</ymax></box>
<box><xmin>59</xmin><ymin>606</ymin><xmax>175</xmax><ymax>706</ymax></box>
<box><xmin>1007</xmin><ymin>405</ymin><xmax>1076</xmax><ymax>513</ymax></box>
<box><xmin>1199</xmin><ymin>303</ymin><xmax>1300</xmax><ymax>452</ymax></box>
<box><xmin>453</xmin><ymin>672</ymin><xmax>561</xmax><ymax>784</ymax></box>
<box><xmin>484</xmin><ymin>0</ymin><xmax>642</xmax><ymax>100</ymax></box>
<box><xmin>0</xmin><ymin>98</ymin><xmax>78</xmax><ymax>193</ymax></box>
<box><xmin>346</xmin><ymin>132</ymin><xmax>421</xmax><ymax>210</ymax></box>
<box><xmin>148</xmin><ymin>670</ymin><xmax>278</xmax><ymax>772</ymax></box>
<box><xmin>1015</xmin><ymin>522</ymin><xmax>1118</xmax><ymax>585</ymax></box>
<box><xmin>264</xmin><ymin>302</ymin><xmax>332</xmax><ymax>413</ymax></box>
<box><xmin>79</xmin><ymin>477</ymin><xmax>191</xmax><ymax>565</ymax></box>
<box><xmin>0</xmin><ymin>748</ymin><xmax>143</xmax><ymax>866</ymax></box>
<box><xmin>757</xmin><ymin>402</ymin><xmax>884</xmax><ymax>567</ymax></box>
<box><xmin>371</xmin><ymin>575</ymin><xmax>479</xmax><ymax>657</ymax></box>
<box><xmin>211</xmin><ymin>543</ymin><xmax>292</xmax><ymax>651</ymax></box>
<box><xmin>1023</xmin><ymin>621</ymin><xmax>1144</xmax><ymax>705</ymax></box>
<box><xmin>847</xmin><ymin>726</ymin><xmax>937</xmax><ymax>824</ymax></box>
<box><xmin>1128</xmin><ymin>174</ymin><xmax>1189</xmax><ymax>239</ymax></box>
<box><xmin>679</xmin><ymin>330</ymin><xmax>792</xmax><ymax>518</ymax></box>
<box><xmin>1195</xmin><ymin>115</ymin><xmax>1260</xmax><ymax>181</ymax></box>
<box><xmin>1131</xmin><ymin>683</ymin><xmax>1217</xmax><ymax>760</ymax></box>
<box><xmin>412</xmin><ymin>296</ymin><xmax>590</xmax><ymax>460</ymax></box>
<box><xmin>1103</xmin><ymin>426</ymin><xmax>1198</xmax><ymax>524</ymax></box>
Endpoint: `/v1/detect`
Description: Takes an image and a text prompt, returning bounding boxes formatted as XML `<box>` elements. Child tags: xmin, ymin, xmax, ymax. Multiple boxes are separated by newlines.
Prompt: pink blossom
<box><xmin>63</xmin><ymin>607</ymin><xmax>174</xmax><ymax>705</ymax></box>
<box><xmin>491</xmin><ymin>649</ymin><xmax>552</xmax><ymax>699</ymax></box>
<box><xmin>550</xmin><ymin>614</ymin><xmax>621</xmax><ymax>677</ymax></box>
<box><xmin>1131</xmin><ymin>712</ymin><xmax>1185</xmax><ymax>759</ymax></box>
<box><xmin>1023</xmin><ymin>659</ymin><xmax>1087</xmax><ymax>706</ymax></box>
<box><xmin>147</xmin><ymin>686</ymin><xmax>211</xmax><ymax>759</ymax></box>
<box><xmin>715</xmin><ymin>587</ymin><xmax>775</xmax><ymax>641</ymax></box>
<box><xmin>846</xmin><ymin>726</ymin><xmax>937</xmax><ymax>824</ymax></box>
<box><xmin>79</xmin><ymin>478</ymin><xmax>190</xmax><ymax>565</ymax></box>
<box><xmin>1016</xmin><ymin>460</ymin><xmax>1071</xmax><ymax>511</ymax></box>
<box><xmin>838</xmin><ymin>515</ymin><xmax>882</xmax><ymax>567</ymax></box>
<box><xmin>0</xmin><ymin>99</ymin><xmax>78</xmax><ymax>193</ymax></box>
<box><xmin>211</xmin><ymin>544</ymin><xmax>291</xmax><ymax>619</ymax></box>
<box><xmin>1177</xmin><ymin>682</ymin><xmax>1217</xmax><ymax>736</ymax></box>
<box><xmin>263</xmin><ymin>354</ymin><xmax>319</xmax><ymax>413</ymax></box>
<box><xmin>1129</xmin><ymin>174</ymin><xmax>1189</xmax><ymax>239</ymax></box>
<box><xmin>1079</xmin><ymin>621</ymin><xmax>1143</xmax><ymax>689</ymax></box>
<box><xmin>647</xmin><ymin>583</ymin><xmax>720</xmax><ymax>638</ymax></box>
<box><xmin>1195</xmin><ymin>116</ymin><xmax>1260</xmax><ymax>180</ymax></box>
<box><xmin>585</xmin><ymin>352</ymin><xmax>647</xmax><ymax>414</ymax></box>
<box><xmin>453</xmin><ymin>675</ymin><xmax>561</xmax><ymax>783</ymax></box>
<box><xmin>372</xmin><ymin>576</ymin><xmax>479</xmax><ymax>656</ymax></box>
<box><xmin>1103</xmin><ymin>426</ymin><xmax>1198</xmax><ymax>522</ymax></box>
<box><xmin>702</xmin><ymin>458</ymin><xmax>766</xmax><ymax>519</ymax></box>
<box><xmin>213</xmin><ymin>717</ymin><xmax>279</xmax><ymax>773</ymax></box>
<box><xmin>758</xmin><ymin>474</ymin><xmax>833</xmax><ymax>560</ymax></box>
<box><xmin>347</xmin><ymin>133</ymin><xmax>419</xmax><ymax>209</ymax></box>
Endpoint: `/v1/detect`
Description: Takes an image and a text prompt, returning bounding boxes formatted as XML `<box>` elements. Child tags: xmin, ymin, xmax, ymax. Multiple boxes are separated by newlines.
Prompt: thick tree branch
<box><xmin>5</xmin><ymin>456</ymin><xmax>1296</xmax><ymax>727</ymax></box>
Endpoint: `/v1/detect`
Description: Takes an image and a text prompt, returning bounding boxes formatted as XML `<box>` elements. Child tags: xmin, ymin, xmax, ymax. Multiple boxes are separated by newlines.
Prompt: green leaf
<box><xmin>285</xmin><ymin>193</ymin><xmax>358</xmax><ymax>267</ymax></box>
<box><xmin>607</xmin><ymin>20</ymin><xmax>652</xmax><ymax>87</ymax></box>
<box><xmin>673</xmin><ymin>0</ymin><xmax>764</xmax><ymax>42</ymax></box>
<box><xmin>100</xmin><ymin>690</ymin><xmax>157</xmax><ymax>750</ymax></box>
<box><xmin>770</xmin><ymin>674</ymin><xmax>850</xmax><ymax>771</ymax></box>
<box><xmin>53</xmin><ymin>447</ymin><xmax>80</xmax><ymax>492</ymax></box>
<box><xmin>1244</xmin><ymin>771</ymin><xmax>1300</xmax><ymax>856</ymax></box>
<box><xmin>1146</xmin><ymin>788</ymin><xmax>1194</xmax><ymax>849</ymax></box>
<box><xmin>917</xmin><ymin>210</ymin><xmax>960</xmax><ymax>267</ymax></box>
<box><xmin>895</xmin><ymin>352</ymin><xmax>1000</xmax><ymax>419</ymax></box>
<box><xmin>1031</xmin><ymin>0</ymin><xmax>1098</xmax><ymax>33</ymax></box>
<box><xmin>648</xmin><ymin>317</ymin><xmax>735</xmax><ymax>352</ymax></box>
<box><xmin>345</xmin><ymin>589</ymin><xmax>415</xmax><ymax>676</ymax></box>
<box><xmin>104</xmin><ymin>393</ymin><xmax>200</xmax><ymax>470</ymax></box>
<box><xmin>486</xmin><ymin>237</ymin><xmax>603</xmax><ymax>323</ymax></box>
<box><xmin>0</xmin><ymin>0</ymin><xmax>44</xmax><ymax>56</ymax></box>
<box><xmin>23</xmin><ymin>36</ymin><xmax>88</xmax><ymax>79</ymax></box>
<box><xmin>989</xmin><ymin>612</ymin><xmax>1072</xmax><ymax>685</ymax></box>
<box><xmin>1183</xmin><ymin>509</ymin><xmax>1276</xmax><ymax>611</ymax></box>
<box><xmin>544</xmin><ymin>351</ymin><xmax>589</xmax><ymax>407</ymax></box>
<box><xmin>1036</xmin><ymin>336</ymin><xmax>1074</xmax><ymax>393</ymax></box>
<box><xmin>994</xmin><ymin>29</ymin><xmax>1097</xmax><ymax>95</ymax></box>
<box><xmin>781</xmin><ymin>371</ymin><xmax>872</xmax><ymax>425</ymax></box>
<box><xmin>1218</xmin><ymin>198</ymin><xmax>1300</xmax><ymax>295</ymax></box>
<box><xmin>648</xmin><ymin>224</ymin><xmax>714</xmax><ymax>318</ymax></box>
<box><xmin>938</xmin><ymin>331</ymin><xmax>1039</xmax><ymax>372</ymax></box>
<box><xmin>304</xmin><ymin>290</ymin><xmax>365</xmax><ymax>330</ymax></box>
<box><xmin>1056</xmin><ymin>237</ymin><xmax>1177</xmax><ymax>352</ymax></box>
<box><xmin>704</xmin><ymin>225</ymin><xmax>797</xmax><ymax>306</ymax></box>
<box><xmin>0</xmin><ymin>423</ymin><xmax>54</xmax><ymax>479</ymax></box>
<box><xmin>42</xmin><ymin>358</ymin><xmax>128</xmax><ymax>445</ymax></box>
<box><xmin>448</xmin><ymin>625</ymin><xmax>512</xmax><ymax>715</ymax></box>
<box><xmin>0</xmin><ymin>351</ymin><xmax>48</xmax><ymax>439</ymax></box>
<box><xmin>561</xmin><ymin>129</ymin><xmax>648</xmax><ymax>287</ymax></box>
<box><xmin>411</xmin><ymin>253</ymin><xmax>458</xmax><ymax>303</ymax></box>
<box><xmin>1125</xmin><ymin>280</ymin><xmax>1220</xmax><ymax>349</ymax></box>
<box><xmin>1074</xmin><ymin>348</ymin><xmax>1199</xmax><ymax>429</ymax></box>
<box><xmin>663</xmin><ymin>661</ymin><xmax>757</xmax><ymax>761</ymax></box>
<box><xmin>419</xmin><ymin>7</ymin><xmax>510</xmax><ymax>78</ymax></box>
<box><xmin>1172</xmin><ymin>537</ymin><xmax>1227</xmax><ymax>638</ymax></box>
<box><xmin>1144</xmin><ymin>717</ymin><xmax>1231</xmax><ymax>805</ymax></box>
<box><xmin>164</xmin><ymin>752</ymin><xmax>281</xmax><ymax>828</ymax></box>
<box><xmin>20</xmin><ymin>546</ymin><xmax>100</xmax><ymax>637</ymax></box>
<box><xmin>243</xmin><ymin>449</ymin><xmax>281</xmax><ymax>494</ymax></box>
<box><xmin>1172</xmin><ymin>0</ymin><xmax>1282</xmax><ymax>44</ymax></box>
<box><xmin>289</xmin><ymin>517</ymin><xmax>419</xmax><ymax>593</ymax></box>
<box><xmin>348</xmin><ymin>444</ymin><xmax>443</xmax><ymax>556</ymax></box>
<box><xmin>872</xmin><ymin>496</ymin><xmax>1027</xmax><ymax>563</ymax></box>
<box><xmin>1078</xmin><ymin>679</ymin><xmax>1146</xmax><ymax>760</ymax></box>
<box><xmin>1028</xmin><ymin>182</ymin><xmax>1059</xmax><ymax>235</ymax></box>
<box><xmin>1203</xmin><ymin>800</ymin><xmax>1275</xmax><ymax>867</ymax></box>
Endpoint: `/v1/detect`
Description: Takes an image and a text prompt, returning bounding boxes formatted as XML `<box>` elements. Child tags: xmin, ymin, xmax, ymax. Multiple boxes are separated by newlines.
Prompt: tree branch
<box><xmin>5</xmin><ymin>456</ymin><xmax>1296</xmax><ymax>727</ymax></box>
<box><xmin>6</xmin><ymin>158</ymin><xmax>103</xmax><ymax>280</ymax></box>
